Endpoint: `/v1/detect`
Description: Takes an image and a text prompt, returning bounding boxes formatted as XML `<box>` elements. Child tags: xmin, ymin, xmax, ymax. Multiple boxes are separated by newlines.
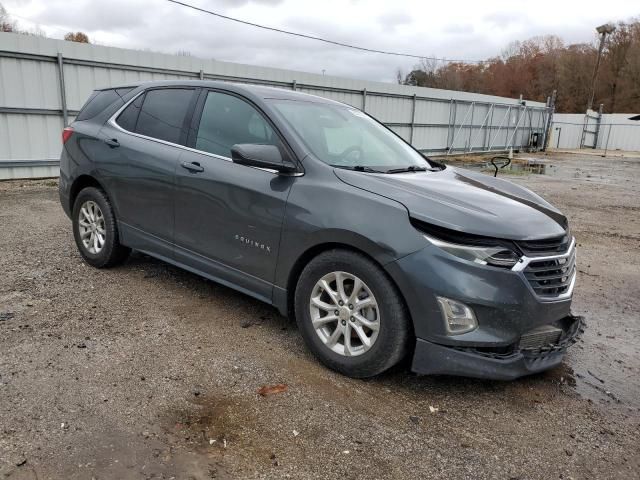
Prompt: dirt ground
<box><xmin>1</xmin><ymin>152</ymin><xmax>638</xmax><ymax>480</ymax></box>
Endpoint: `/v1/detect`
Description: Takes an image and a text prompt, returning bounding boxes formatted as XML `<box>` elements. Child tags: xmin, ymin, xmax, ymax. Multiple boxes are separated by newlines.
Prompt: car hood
<box><xmin>334</xmin><ymin>166</ymin><xmax>567</xmax><ymax>240</ymax></box>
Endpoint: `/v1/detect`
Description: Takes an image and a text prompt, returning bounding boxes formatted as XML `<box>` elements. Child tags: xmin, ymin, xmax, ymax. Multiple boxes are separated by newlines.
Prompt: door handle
<box><xmin>180</xmin><ymin>161</ymin><xmax>204</xmax><ymax>173</ymax></box>
<box><xmin>104</xmin><ymin>138</ymin><xmax>120</xmax><ymax>148</ymax></box>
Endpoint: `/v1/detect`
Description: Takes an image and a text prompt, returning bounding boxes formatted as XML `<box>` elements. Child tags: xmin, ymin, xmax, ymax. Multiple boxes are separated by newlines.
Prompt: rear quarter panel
<box><xmin>59</xmin><ymin>88</ymin><xmax>141</xmax><ymax>215</ymax></box>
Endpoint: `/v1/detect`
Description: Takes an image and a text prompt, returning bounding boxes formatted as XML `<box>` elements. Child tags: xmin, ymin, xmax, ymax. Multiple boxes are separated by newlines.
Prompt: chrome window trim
<box><xmin>107</xmin><ymin>90</ymin><xmax>303</xmax><ymax>177</ymax></box>
<box><xmin>512</xmin><ymin>237</ymin><xmax>576</xmax><ymax>301</ymax></box>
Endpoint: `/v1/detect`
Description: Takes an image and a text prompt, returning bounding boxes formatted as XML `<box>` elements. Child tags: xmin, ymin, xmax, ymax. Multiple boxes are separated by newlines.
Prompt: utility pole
<box><xmin>587</xmin><ymin>23</ymin><xmax>616</xmax><ymax>111</ymax></box>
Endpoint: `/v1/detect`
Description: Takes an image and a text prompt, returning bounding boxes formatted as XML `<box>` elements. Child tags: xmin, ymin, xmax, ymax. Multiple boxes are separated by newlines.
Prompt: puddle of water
<box><xmin>445</xmin><ymin>158</ymin><xmax>558</xmax><ymax>176</ymax></box>
<box><xmin>506</xmin><ymin>161</ymin><xmax>556</xmax><ymax>175</ymax></box>
<box><xmin>443</xmin><ymin>154</ymin><xmax>640</xmax><ymax>187</ymax></box>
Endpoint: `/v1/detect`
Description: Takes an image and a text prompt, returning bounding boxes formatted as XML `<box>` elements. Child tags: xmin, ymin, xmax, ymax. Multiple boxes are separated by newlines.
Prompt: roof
<box><xmin>101</xmin><ymin>80</ymin><xmax>345</xmax><ymax>106</ymax></box>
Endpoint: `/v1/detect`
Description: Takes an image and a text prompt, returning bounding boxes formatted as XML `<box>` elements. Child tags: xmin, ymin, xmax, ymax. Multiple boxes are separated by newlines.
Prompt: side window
<box><xmin>134</xmin><ymin>89</ymin><xmax>194</xmax><ymax>145</ymax></box>
<box><xmin>116</xmin><ymin>94</ymin><xmax>143</xmax><ymax>132</ymax></box>
<box><xmin>76</xmin><ymin>89</ymin><xmax>121</xmax><ymax>121</ymax></box>
<box><xmin>115</xmin><ymin>87</ymin><xmax>135</xmax><ymax>98</ymax></box>
<box><xmin>195</xmin><ymin>91</ymin><xmax>277</xmax><ymax>157</ymax></box>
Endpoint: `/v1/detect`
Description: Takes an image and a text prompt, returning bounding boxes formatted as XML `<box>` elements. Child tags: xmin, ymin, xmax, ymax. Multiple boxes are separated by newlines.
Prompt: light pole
<box><xmin>587</xmin><ymin>23</ymin><xmax>616</xmax><ymax>111</ymax></box>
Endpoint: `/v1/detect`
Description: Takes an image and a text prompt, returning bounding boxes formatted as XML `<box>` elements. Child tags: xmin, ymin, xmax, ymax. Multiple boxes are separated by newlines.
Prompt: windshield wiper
<box><xmin>385</xmin><ymin>165</ymin><xmax>431</xmax><ymax>174</ymax></box>
<box><xmin>331</xmin><ymin>165</ymin><xmax>385</xmax><ymax>173</ymax></box>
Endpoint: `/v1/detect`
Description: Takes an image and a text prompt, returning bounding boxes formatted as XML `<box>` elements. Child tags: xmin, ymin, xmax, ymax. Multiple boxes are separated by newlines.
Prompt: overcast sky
<box><xmin>3</xmin><ymin>0</ymin><xmax>639</xmax><ymax>83</ymax></box>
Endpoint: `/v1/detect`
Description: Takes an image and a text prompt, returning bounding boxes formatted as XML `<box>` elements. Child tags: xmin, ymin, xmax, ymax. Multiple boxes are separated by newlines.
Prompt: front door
<box><xmin>173</xmin><ymin>90</ymin><xmax>296</xmax><ymax>302</ymax></box>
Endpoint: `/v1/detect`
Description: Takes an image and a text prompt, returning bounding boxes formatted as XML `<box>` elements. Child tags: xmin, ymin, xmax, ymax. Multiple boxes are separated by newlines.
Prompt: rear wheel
<box><xmin>294</xmin><ymin>249</ymin><xmax>411</xmax><ymax>378</ymax></box>
<box><xmin>72</xmin><ymin>187</ymin><xmax>130</xmax><ymax>268</ymax></box>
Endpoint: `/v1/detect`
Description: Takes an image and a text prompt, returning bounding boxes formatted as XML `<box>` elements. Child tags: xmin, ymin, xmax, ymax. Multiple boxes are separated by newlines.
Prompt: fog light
<box><xmin>436</xmin><ymin>296</ymin><xmax>477</xmax><ymax>335</ymax></box>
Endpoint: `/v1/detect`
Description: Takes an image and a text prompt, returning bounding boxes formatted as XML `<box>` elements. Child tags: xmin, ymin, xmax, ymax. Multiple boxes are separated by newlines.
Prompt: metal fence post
<box><xmin>484</xmin><ymin>103</ymin><xmax>494</xmax><ymax>150</ymax></box>
<box><xmin>199</xmin><ymin>69</ymin><xmax>204</xmax><ymax>80</ymax></box>
<box><xmin>603</xmin><ymin>123</ymin><xmax>612</xmax><ymax>157</ymax></box>
<box><xmin>527</xmin><ymin>108</ymin><xmax>534</xmax><ymax>149</ymax></box>
<box><xmin>555</xmin><ymin>127</ymin><xmax>561</xmax><ymax>149</ymax></box>
<box><xmin>579</xmin><ymin>114</ymin><xmax>588</xmax><ymax>149</ymax></box>
<box><xmin>362</xmin><ymin>88</ymin><xmax>367</xmax><ymax>112</ymax></box>
<box><xmin>504</xmin><ymin>109</ymin><xmax>510</xmax><ymax>149</ymax></box>
<box><xmin>542</xmin><ymin>90</ymin><xmax>556</xmax><ymax>151</ymax></box>
<box><xmin>56</xmin><ymin>53</ymin><xmax>68</xmax><ymax>126</ymax></box>
<box><xmin>446</xmin><ymin>99</ymin><xmax>455</xmax><ymax>153</ymax></box>
<box><xmin>466</xmin><ymin>102</ymin><xmax>475</xmax><ymax>152</ymax></box>
<box><xmin>593</xmin><ymin>103</ymin><xmax>604</xmax><ymax>149</ymax></box>
<box><xmin>409</xmin><ymin>93</ymin><xmax>417</xmax><ymax>145</ymax></box>
<box><xmin>292</xmin><ymin>80</ymin><xmax>297</xmax><ymax>91</ymax></box>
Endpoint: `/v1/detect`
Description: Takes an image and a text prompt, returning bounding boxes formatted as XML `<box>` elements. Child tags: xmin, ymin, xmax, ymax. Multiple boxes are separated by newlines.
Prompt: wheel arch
<box><xmin>283</xmin><ymin>242</ymin><xmax>415</xmax><ymax>340</ymax></box>
<box><xmin>69</xmin><ymin>175</ymin><xmax>107</xmax><ymax>213</ymax></box>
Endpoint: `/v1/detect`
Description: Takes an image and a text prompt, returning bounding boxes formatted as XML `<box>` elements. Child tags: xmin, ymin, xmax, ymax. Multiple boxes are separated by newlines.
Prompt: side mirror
<box><xmin>231</xmin><ymin>144</ymin><xmax>297</xmax><ymax>173</ymax></box>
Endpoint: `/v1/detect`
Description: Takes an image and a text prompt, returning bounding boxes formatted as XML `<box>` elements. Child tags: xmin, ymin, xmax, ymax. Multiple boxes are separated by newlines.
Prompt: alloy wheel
<box><xmin>309</xmin><ymin>271</ymin><xmax>380</xmax><ymax>356</ymax></box>
<box><xmin>78</xmin><ymin>200</ymin><xmax>106</xmax><ymax>254</ymax></box>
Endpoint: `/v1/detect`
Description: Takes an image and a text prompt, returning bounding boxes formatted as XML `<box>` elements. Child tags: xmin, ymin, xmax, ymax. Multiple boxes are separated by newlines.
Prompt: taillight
<box><xmin>62</xmin><ymin>127</ymin><xmax>74</xmax><ymax>144</ymax></box>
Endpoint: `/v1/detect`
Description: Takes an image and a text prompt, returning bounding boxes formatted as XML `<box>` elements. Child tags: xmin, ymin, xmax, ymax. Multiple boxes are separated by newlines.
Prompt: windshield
<box><xmin>269</xmin><ymin>100</ymin><xmax>432</xmax><ymax>171</ymax></box>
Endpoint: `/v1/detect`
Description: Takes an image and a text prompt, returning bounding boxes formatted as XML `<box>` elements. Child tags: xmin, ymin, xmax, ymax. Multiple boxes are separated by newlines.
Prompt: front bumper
<box><xmin>386</xmin><ymin>241</ymin><xmax>576</xmax><ymax>346</ymax></box>
<box><xmin>383</xmin><ymin>239</ymin><xmax>580</xmax><ymax>380</ymax></box>
<box><xmin>412</xmin><ymin>314</ymin><xmax>584</xmax><ymax>380</ymax></box>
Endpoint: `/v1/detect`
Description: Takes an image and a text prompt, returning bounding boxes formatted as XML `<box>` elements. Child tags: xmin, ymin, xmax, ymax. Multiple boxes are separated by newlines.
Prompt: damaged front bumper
<box><xmin>411</xmin><ymin>314</ymin><xmax>585</xmax><ymax>380</ymax></box>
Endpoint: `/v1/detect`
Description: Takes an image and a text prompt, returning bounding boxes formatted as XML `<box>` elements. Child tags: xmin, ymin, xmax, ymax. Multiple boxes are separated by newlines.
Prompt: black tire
<box><xmin>294</xmin><ymin>249</ymin><xmax>412</xmax><ymax>378</ymax></box>
<box><xmin>72</xmin><ymin>186</ymin><xmax>130</xmax><ymax>268</ymax></box>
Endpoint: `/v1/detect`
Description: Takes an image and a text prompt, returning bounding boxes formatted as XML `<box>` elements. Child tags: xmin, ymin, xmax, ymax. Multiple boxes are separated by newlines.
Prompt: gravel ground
<box><xmin>1</xmin><ymin>152</ymin><xmax>639</xmax><ymax>479</ymax></box>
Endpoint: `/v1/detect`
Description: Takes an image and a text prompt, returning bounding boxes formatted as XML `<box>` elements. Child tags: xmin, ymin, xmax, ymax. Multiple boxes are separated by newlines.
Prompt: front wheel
<box><xmin>294</xmin><ymin>249</ymin><xmax>412</xmax><ymax>378</ymax></box>
<box><xmin>72</xmin><ymin>186</ymin><xmax>130</xmax><ymax>268</ymax></box>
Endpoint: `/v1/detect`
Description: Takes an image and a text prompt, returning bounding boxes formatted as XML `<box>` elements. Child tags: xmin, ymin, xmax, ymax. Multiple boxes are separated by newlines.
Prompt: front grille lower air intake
<box><xmin>519</xmin><ymin>324</ymin><xmax>563</xmax><ymax>349</ymax></box>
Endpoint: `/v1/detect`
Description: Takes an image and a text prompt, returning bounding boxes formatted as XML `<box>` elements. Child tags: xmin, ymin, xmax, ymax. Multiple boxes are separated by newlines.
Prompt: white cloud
<box><xmin>3</xmin><ymin>0</ymin><xmax>638</xmax><ymax>83</ymax></box>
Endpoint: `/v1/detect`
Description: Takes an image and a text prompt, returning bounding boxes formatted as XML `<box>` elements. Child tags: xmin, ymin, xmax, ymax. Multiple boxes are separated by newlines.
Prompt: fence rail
<box><xmin>0</xmin><ymin>33</ymin><xmax>551</xmax><ymax>179</ymax></box>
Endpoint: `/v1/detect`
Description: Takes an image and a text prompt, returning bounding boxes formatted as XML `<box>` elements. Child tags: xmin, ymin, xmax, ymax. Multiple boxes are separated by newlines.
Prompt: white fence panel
<box><xmin>551</xmin><ymin>113</ymin><xmax>640</xmax><ymax>152</ymax></box>
<box><xmin>0</xmin><ymin>32</ymin><xmax>550</xmax><ymax>179</ymax></box>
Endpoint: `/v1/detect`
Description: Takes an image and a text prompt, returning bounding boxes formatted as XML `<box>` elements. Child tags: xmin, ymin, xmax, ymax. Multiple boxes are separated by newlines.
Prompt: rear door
<box><xmin>98</xmin><ymin>87</ymin><xmax>198</xmax><ymax>257</ymax></box>
<box><xmin>173</xmin><ymin>89</ymin><xmax>297</xmax><ymax>302</ymax></box>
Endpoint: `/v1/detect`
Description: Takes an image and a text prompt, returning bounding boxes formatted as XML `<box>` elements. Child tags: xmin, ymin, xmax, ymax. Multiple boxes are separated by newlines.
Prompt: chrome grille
<box><xmin>513</xmin><ymin>238</ymin><xmax>576</xmax><ymax>299</ymax></box>
<box><xmin>517</xmin><ymin>233</ymin><xmax>571</xmax><ymax>257</ymax></box>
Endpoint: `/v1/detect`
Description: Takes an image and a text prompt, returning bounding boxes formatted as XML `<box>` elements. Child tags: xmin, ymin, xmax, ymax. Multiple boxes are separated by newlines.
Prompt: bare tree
<box><xmin>394</xmin><ymin>18</ymin><xmax>640</xmax><ymax>113</ymax></box>
<box><xmin>395</xmin><ymin>68</ymin><xmax>404</xmax><ymax>85</ymax></box>
<box><xmin>1</xmin><ymin>3</ymin><xmax>16</xmax><ymax>32</ymax></box>
<box><xmin>602</xmin><ymin>22</ymin><xmax>634</xmax><ymax>111</ymax></box>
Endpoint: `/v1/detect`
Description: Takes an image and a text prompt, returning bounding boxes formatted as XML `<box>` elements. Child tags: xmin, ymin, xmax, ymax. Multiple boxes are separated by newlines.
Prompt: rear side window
<box><xmin>115</xmin><ymin>87</ymin><xmax>135</xmax><ymax>98</ymax></box>
<box><xmin>134</xmin><ymin>88</ymin><xmax>194</xmax><ymax>145</ymax></box>
<box><xmin>116</xmin><ymin>94</ymin><xmax>143</xmax><ymax>132</ymax></box>
<box><xmin>195</xmin><ymin>91</ymin><xmax>278</xmax><ymax>157</ymax></box>
<box><xmin>76</xmin><ymin>89</ymin><xmax>120</xmax><ymax>121</ymax></box>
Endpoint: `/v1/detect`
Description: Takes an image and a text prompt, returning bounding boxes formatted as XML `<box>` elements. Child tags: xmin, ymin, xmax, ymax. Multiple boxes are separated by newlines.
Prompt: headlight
<box><xmin>424</xmin><ymin>234</ymin><xmax>520</xmax><ymax>269</ymax></box>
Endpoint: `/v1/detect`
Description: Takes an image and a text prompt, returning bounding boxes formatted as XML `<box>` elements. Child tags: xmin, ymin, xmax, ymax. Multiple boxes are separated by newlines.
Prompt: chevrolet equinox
<box><xmin>59</xmin><ymin>81</ymin><xmax>582</xmax><ymax>379</ymax></box>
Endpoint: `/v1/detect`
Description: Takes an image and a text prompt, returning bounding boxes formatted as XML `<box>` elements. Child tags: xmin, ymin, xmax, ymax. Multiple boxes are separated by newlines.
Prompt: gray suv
<box><xmin>59</xmin><ymin>81</ymin><xmax>581</xmax><ymax>380</ymax></box>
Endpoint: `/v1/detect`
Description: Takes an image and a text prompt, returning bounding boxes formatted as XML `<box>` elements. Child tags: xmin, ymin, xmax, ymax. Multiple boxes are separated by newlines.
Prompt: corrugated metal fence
<box><xmin>551</xmin><ymin>112</ymin><xmax>640</xmax><ymax>152</ymax></box>
<box><xmin>1</xmin><ymin>32</ymin><xmax>551</xmax><ymax>179</ymax></box>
